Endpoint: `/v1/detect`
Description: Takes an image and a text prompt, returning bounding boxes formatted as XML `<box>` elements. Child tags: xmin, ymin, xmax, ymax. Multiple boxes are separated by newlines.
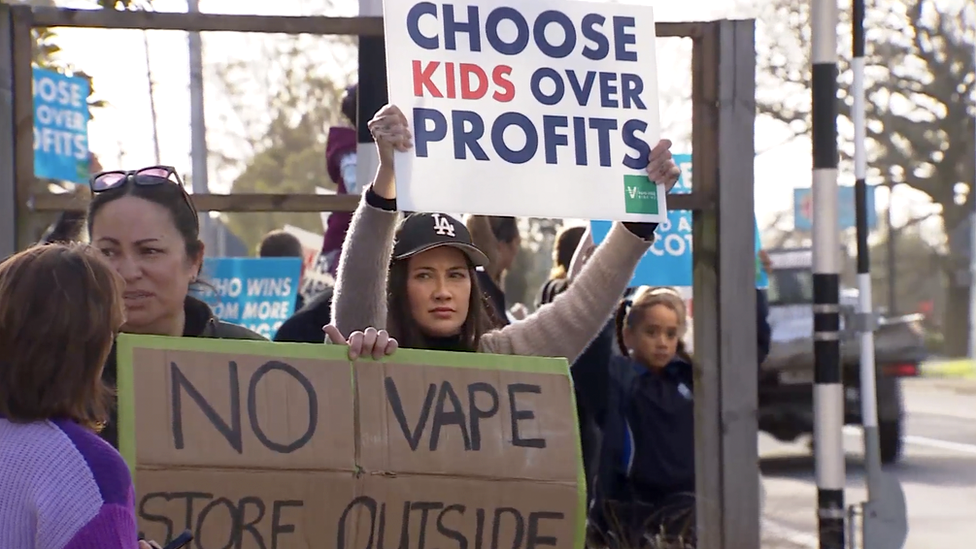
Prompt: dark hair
<box><xmin>614</xmin><ymin>287</ymin><xmax>692</xmax><ymax>363</ymax></box>
<box><xmin>386</xmin><ymin>258</ymin><xmax>493</xmax><ymax>351</ymax></box>
<box><xmin>0</xmin><ymin>243</ymin><xmax>124</xmax><ymax>429</ymax></box>
<box><xmin>86</xmin><ymin>178</ymin><xmax>204</xmax><ymax>264</ymax></box>
<box><xmin>341</xmin><ymin>84</ymin><xmax>357</xmax><ymax>125</ymax></box>
<box><xmin>40</xmin><ymin>211</ymin><xmax>86</xmax><ymax>245</ymax></box>
<box><xmin>488</xmin><ymin>216</ymin><xmax>519</xmax><ymax>244</ymax></box>
<box><xmin>551</xmin><ymin>225</ymin><xmax>586</xmax><ymax>280</ymax></box>
<box><xmin>258</xmin><ymin>230</ymin><xmax>303</xmax><ymax>258</ymax></box>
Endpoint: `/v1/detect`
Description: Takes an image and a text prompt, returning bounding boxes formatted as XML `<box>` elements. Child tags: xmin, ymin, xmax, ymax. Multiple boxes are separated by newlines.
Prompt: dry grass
<box><xmin>586</xmin><ymin>531</ymin><xmax>813</xmax><ymax>549</ymax></box>
<box><xmin>586</xmin><ymin>500</ymin><xmax>818</xmax><ymax>549</ymax></box>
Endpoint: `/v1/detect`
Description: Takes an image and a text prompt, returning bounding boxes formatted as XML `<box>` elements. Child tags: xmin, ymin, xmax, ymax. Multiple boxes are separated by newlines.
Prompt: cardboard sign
<box><xmin>32</xmin><ymin>67</ymin><xmax>90</xmax><ymax>183</ymax></box>
<box><xmin>116</xmin><ymin>335</ymin><xmax>584</xmax><ymax>549</ymax></box>
<box><xmin>383</xmin><ymin>0</ymin><xmax>665</xmax><ymax>223</ymax></box>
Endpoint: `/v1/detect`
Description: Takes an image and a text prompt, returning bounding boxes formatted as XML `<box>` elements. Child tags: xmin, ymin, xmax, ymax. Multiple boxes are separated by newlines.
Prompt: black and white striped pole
<box><xmin>810</xmin><ymin>0</ymin><xmax>845</xmax><ymax>547</ymax></box>
<box><xmin>357</xmin><ymin>0</ymin><xmax>388</xmax><ymax>185</ymax></box>
<box><xmin>851</xmin><ymin>0</ymin><xmax>880</xmax><ymax>502</ymax></box>
<box><xmin>852</xmin><ymin>1</ymin><xmax>908</xmax><ymax>546</ymax></box>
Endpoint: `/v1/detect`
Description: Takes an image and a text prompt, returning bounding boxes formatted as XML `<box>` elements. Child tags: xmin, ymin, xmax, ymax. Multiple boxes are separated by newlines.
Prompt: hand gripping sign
<box><xmin>383</xmin><ymin>0</ymin><xmax>667</xmax><ymax>223</ymax></box>
<box><xmin>591</xmin><ymin>154</ymin><xmax>769</xmax><ymax>288</ymax></box>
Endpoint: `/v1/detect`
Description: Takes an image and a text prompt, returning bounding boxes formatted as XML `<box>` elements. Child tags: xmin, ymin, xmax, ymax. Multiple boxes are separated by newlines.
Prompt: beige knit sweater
<box><xmin>332</xmin><ymin>199</ymin><xmax>652</xmax><ymax>364</ymax></box>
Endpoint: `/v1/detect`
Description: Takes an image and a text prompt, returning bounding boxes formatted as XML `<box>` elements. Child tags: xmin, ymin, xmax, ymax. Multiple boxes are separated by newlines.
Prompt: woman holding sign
<box><xmin>325</xmin><ymin>104</ymin><xmax>680</xmax><ymax>365</ymax></box>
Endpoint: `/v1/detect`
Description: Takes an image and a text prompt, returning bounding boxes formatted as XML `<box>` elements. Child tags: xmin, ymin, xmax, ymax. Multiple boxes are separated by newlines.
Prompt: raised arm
<box><xmin>331</xmin><ymin>187</ymin><xmax>399</xmax><ymax>335</ymax></box>
<box><xmin>331</xmin><ymin>104</ymin><xmax>411</xmax><ymax>336</ymax></box>
<box><xmin>479</xmin><ymin>137</ymin><xmax>682</xmax><ymax>360</ymax></box>
<box><xmin>479</xmin><ymin>222</ymin><xmax>651</xmax><ymax>361</ymax></box>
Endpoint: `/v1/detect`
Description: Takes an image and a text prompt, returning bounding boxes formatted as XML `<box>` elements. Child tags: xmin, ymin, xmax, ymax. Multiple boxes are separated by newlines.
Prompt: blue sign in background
<box><xmin>591</xmin><ymin>154</ymin><xmax>768</xmax><ymax>288</ymax></box>
<box><xmin>196</xmin><ymin>257</ymin><xmax>302</xmax><ymax>340</ymax></box>
<box><xmin>793</xmin><ymin>186</ymin><xmax>878</xmax><ymax>231</ymax></box>
<box><xmin>32</xmin><ymin>67</ymin><xmax>90</xmax><ymax>183</ymax></box>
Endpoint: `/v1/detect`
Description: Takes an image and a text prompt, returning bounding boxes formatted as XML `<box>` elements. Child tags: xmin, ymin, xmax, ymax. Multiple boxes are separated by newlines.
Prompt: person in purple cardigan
<box><xmin>0</xmin><ymin>243</ymin><xmax>160</xmax><ymax>549</ymax></box>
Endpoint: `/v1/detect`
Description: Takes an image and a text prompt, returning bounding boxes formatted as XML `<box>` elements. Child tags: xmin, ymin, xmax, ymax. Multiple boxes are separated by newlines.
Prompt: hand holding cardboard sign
<box><xmin>647</xmin><ymin>139</ymin><xmax>681</xmax><ymax>192</ymax></box>
<box><xmin>323</xmin><ymin>324</ymin><xmax>399</xmax><ymax>360</ymax></box>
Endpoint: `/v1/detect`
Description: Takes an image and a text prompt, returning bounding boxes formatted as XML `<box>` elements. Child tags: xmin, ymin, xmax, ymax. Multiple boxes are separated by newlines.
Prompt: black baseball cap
<box><xmin>392</xmin><ymin>212</ymin><xmax>490</xmax><ymax>267</ymax></box>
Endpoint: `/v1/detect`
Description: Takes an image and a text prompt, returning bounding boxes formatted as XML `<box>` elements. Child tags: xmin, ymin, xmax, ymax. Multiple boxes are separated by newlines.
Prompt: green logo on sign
<box><xmin>623</xmin><ymin>175</ymin><xmax>659</xmax><ymax>215</ymax></box>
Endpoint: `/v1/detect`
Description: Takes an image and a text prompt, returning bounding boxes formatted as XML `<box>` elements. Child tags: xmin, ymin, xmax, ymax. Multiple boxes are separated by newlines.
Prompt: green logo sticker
<box><xmin>623</xmin><ymin>175</ymin><xmax>659</xmax><ymax>215</ymax></box>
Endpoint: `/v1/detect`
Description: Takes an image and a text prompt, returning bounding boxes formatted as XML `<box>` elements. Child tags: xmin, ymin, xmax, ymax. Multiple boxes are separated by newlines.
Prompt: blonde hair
<box><xmin>614</xmin><ymin>286</ymin><xmax>690</xmax><ymax>360</ymax></box>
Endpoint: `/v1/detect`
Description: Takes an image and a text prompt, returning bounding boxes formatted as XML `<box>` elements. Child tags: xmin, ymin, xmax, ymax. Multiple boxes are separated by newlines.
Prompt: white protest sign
<box><xmin>383</xmin><ymin>0</ymin><xmax>666</xmax><ymax>223</ymax></box>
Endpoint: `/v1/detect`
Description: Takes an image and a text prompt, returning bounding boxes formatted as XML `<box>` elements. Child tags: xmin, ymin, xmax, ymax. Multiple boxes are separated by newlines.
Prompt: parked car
<box><xmin>757</xmin><ymin>248</ymin><xmax>927</xmax><ymax>463</ymax></box>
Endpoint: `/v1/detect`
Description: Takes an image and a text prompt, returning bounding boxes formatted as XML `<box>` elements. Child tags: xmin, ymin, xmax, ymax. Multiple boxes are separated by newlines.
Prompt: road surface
<box><xmin>760</xmin><ymin>378</ymin><xmax>976</xmax><ymax>548</ymax></box>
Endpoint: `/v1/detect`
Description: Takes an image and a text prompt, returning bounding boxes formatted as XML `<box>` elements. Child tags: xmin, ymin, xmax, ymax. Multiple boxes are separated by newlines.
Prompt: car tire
<box><xmin>879</xmin><ymin>419</ymin><xmax>903</xmax><ymax>464</ymax></box>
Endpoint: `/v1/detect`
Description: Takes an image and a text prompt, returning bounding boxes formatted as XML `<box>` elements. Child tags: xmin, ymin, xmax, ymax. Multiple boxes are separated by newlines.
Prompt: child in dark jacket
<box><xmin>574</xmin><ymin>287</ymin><xmax>697</xmax><ymax>548</ymax></box>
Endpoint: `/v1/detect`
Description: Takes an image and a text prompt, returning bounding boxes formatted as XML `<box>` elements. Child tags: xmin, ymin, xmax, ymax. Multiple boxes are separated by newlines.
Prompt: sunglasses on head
<box><xmin>89</xmin><ymin>166</ymin><xmax>199</xmax><ymax>229</ymax></box>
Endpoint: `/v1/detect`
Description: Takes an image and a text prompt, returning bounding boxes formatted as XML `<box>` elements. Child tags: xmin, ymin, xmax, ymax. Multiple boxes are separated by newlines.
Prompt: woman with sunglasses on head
<box><xmin>86</xmin><ymin>166</ymin><xmax>265</xmax><ymax>448</ymax></box>
<box><xmin>325</xmin><ymin>104</ymin><xmax>682</xmax><ymax>364</ymax></box>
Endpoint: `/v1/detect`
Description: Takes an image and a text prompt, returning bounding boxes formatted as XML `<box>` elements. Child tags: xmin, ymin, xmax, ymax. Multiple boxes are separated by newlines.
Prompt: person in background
<box><xmin>580</xmin><ymin>287</ymin><xmax>697</xmax><ymax>547</ymax></box>
<box><xmin>37</xmin><ymin>153</ymin><xmax>103</xmax><ymax>246</ymax></box>
<box><xmin>258</xmin><ymin>229</ymin><xmax>306</xmax><ymax>311</ymax></box>
<box><xmin>273</xmin><ymin>83</ymin><xmax>358</xmax><ymax>343</ymax></box>
<box><xmin>756</xmin><ymin>249</ymin><xmax>772</xmax><ymax>364</ymax></box>
<box><xmin>537</xmin><ymin>225</ymin><xmax>586</xmax><ymax>307</ymax></box>
<box><xmin>273</xmin><ymin>285</ymin><xmax>335</xmax><ymax>343</ymax></box>
<box><xmin>0</xmin><ymin>243</ymin><xmax>160</xmax><ymax>549</ymax></box>
<box><xmin>465</xmin><ymin>215</ymin><xmax>524</xmax><ymax>325</ymax></box>
<box><xmin>318</xmin><ymin>83</ymin><xmax>360</xmax><ymax>283</ymax></box>
<box><xmin>86</xmin><ymin>165</ymin><xmax>265</xmax><ymax>448</ymax></box>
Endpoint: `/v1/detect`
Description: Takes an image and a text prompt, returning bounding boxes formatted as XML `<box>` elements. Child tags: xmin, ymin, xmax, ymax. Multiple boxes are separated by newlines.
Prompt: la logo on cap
<box><xmin>432</xmin><ymin>214</ymin><xmax>455</xmax><ymax>237</ymax></box>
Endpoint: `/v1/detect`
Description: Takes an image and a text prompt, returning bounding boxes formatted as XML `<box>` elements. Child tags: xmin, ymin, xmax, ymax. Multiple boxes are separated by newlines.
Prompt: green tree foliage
<box><xmin>211</xmin><ymin>34</ymin><xmax>354</xmax><ymax>251</ymax></box>
<box><xmin>753</xmin><ymin>0</ymin><xmax>975</xmax><ymax>354</ymax></box>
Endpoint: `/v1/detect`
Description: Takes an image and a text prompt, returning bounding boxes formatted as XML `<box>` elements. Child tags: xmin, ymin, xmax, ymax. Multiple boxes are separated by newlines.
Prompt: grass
<box><xmin>920</xmin><ymin>358</ymin><xmax>976</xmax><ymax>379</ymax></box>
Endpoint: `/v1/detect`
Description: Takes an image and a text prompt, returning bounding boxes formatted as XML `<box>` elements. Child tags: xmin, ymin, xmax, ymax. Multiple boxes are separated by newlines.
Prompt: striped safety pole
<box><xmin>811</xmin><ymin>0</ymin><xmax>846</xmax><ymax>547</ymax></box>
<box><xmin>852</xmin><ymin>5</ymin><xmax>909</xmax><ymax>548</ymax></box>
<box><xmin>357</xmin><ymin>0</ymin><xmax>388</xmax><ymax>186</ymax></box>
<box><xmin>851</xmin><ymin>0</ymin><xmax>884</xmax><ymax>499</ymax></box>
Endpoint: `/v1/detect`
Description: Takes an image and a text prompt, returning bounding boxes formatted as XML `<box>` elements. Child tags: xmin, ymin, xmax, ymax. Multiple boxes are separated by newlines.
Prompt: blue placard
<box><xmin>591</xmin><ymin>154</ymin><xmax>768</xmax><ymax>288</ymax></box>
<box><xmin>793</xmin><ymin>186</ymin><xmax>878</xmax><ymax>231</ymax></box>
<box><xmin>32</xmin><ymin>67</ymin><xmax>90</xmax><ymax>183</ymax></box>
<box><xmin>196</xmin><ymin>257</ymin><xmax>303</xmax><ymax>340</ymax></box>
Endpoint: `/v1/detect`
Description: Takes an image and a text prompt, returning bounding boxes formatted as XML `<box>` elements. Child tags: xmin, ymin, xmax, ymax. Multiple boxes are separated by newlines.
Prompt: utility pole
<box><xmin>810</xmin><ymin>0</ymin><xmax>846</xmax><ymax>546</ymax></box>
<box><xmin>187</xmin><ymin>0</ymin><xmax>211</xmax><ymax>252</ymax></box>
<box><xmin>143</xmin><ymin>29</ymin><xmax>161</xmax><ymax>165</ymax></box>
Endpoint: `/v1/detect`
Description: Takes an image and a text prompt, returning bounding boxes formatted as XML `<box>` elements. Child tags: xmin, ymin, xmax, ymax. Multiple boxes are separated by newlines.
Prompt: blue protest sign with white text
<box><xmin>32</xmin><ymin>67</ymin><xmax>90</xmax><ymax>183</ymax></box>
<box><xmin>793</xmin><ymin>186</ymin><xmax>877</xmax><ymax>231</ymax></box>
<box><xmin>591</xmin><ymin>154</ymin><xmax>768</xmax><ymax>288</ymax></box>
<box><xmin>196</xmin><ymin>257</ymin><xmax>302</xmax><ymax>340</ymax></box>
